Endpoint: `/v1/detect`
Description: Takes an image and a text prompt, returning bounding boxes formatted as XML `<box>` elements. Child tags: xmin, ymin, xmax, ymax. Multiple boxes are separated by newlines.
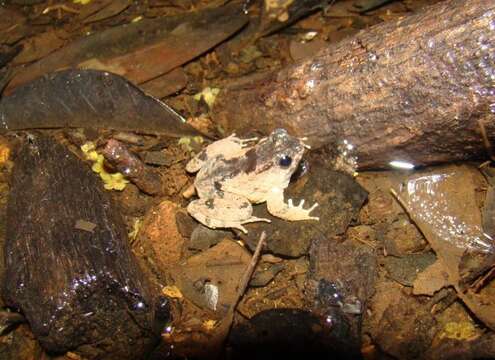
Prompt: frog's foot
<box><xmin>230</xmin><ymin>216</ymin><xmax>271</xmax><ymax>234</ymax></box>
<box><xmin>287</xmin><ymin>199</ymin><xmax>319</xmax><ymax>221</ymax></box>
<box><xmin>267</xmin><ymin>191</ymin><xmax>319</xmax><ymax>222</ymax></box>
<box><xmin>237</xmin><ymin>136</ymin><xmax>258</xmax><ymax>147</ymax></box>
<box><xmin>189</xmin><ymin>211</ymin><xmax>270</xmax><ymax>234</ymax></box>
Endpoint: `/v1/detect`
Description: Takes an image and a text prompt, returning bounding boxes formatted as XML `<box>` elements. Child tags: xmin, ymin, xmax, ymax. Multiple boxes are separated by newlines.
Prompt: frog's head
<box><xmin>252</xmin><ymin>128</ymin><xmax>308</xmax><ymax>187</ymax></box>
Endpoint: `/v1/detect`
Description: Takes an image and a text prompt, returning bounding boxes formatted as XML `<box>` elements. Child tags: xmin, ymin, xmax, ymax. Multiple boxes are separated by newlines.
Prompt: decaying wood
<box><xmin>213</xmin><ymin>0</ymin><xmax>495</xmax><ymax>169</ymax></box>
<box><xmin>0</xmin><ymin>69</ymin><xmax>199</xmax><ymax>137</ymax></box>
<box><xmin>3</xmin><ymin>135</ymin><xmax>170</xmax><ymax>358</ymax></box>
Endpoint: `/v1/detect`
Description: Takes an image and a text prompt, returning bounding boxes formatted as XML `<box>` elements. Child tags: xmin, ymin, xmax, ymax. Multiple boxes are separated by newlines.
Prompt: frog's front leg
<box><xmin>266</xmin><ymin>188</ymin><xmax>319</xmax><ymax>221</ymax></box>
<box><xmin>187</xmin><ymin>192</ymin><xmax>270</xmax><ymax>233</ymax></box>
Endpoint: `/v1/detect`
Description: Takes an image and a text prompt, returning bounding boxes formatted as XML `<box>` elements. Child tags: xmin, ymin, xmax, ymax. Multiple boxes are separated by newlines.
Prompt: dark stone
<box><xmin>241</xmin><ymin>164</ymin><xmax>368</xmax><ymax>257</ymax></box>
<box><xmin>374</xmin><ymin>295</ymin><xmax>437</xmax><ymax>359</ymax></box>
<box><xmin>249</xmin><ymin>263</ymin><xmax>285</xmax><ymax>287</ymax></box>
<box><xmin>188</xmin><ymin>224</ymin><xmax>231</xmax><ymax>251</ymax></box>
<box><xmin>2</xmin><ymin>135</ymin><xmax>168</xmax><ymax>359</ymax></box>
<box><xmin>307</xmin><ymin>235</ymin><xmax>378</xmax><ymax>350</ymax></box>
<box><xmin>383</xmin><ymin>252</ymin><xmax>437</xmax><ymax>287</ymax></box>
<box><xmin>228</xmin><ymin>308</ymin><xmax>361</xmax><ymax>359</ymax></box>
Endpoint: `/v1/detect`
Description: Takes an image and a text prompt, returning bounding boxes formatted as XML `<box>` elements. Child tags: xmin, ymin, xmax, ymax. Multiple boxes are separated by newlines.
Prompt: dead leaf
<box><xmin>13</xmin><ymin>30</ymin><xmax>66</xmax><ymax>64</ymax></box>
<box><xmin>171</xmin><ymin>239</ymin><xmax>250</xmax><ymax>316</ymax></box>
<box><xmin>7</xmin><ymin>3</ymin><xmax>248</xmax><ymax>91</ymax></box>
<box><xmin>83</xmin><ymin>0</ymin><xmax>130</xmax><ymax>24</ymax></box>
<box><xmin>394</xmin><ymin>165</ymin><xmax>495</xmax><ymax>330</ymax></box>
<box><xmin>413</xmin><ymin>260</ymin><xmax>449</xmax><ymax>295</ymax></box>
<box><xmin>140</xmin><ymin>67</ymin><xmax>188</xmax><ymax>98</ymax></box>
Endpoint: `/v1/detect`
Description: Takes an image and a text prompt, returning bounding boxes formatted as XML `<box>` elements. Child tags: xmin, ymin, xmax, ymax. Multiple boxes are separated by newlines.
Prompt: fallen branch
<box><xmin>213</xmin><ymin>0</ymin><xmax>495</xmax><ymax>169</ymax></box>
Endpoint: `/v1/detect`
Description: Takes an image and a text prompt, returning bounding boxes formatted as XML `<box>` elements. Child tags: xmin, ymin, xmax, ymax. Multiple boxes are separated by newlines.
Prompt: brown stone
<box><xmin>139</xmin><ymin>200</ymin><xmax>185</xmax><ymax>272</ymax></box>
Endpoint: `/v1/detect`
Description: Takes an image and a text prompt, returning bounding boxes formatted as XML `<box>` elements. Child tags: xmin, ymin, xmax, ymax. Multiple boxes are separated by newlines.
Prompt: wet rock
<box><xmin>142</xmin><ymin>150</ymin><xmax>173</xmax><ymax>166</ymax></box>
<box><xmin>175</xmin><ymin>210</ymin><xmax>198</xmax><ymax>238</ymax></box>
<box><xmin>346</xmin><ymin>225</ymin><xmax>377</xmax><ymax>247</ymax></box>
<box><xmin>139</xmin><ymin>200</ymin><xmax>185</xmax><ymax>274</ymax></box>
<box><xmin>188</xmin><ymin>224</ymin><xmax>231</xmax><ymax>251</ymax></box>
<box><xmin>373</xmin><ymin>293</ymin><xmax>437</xmax><ymax>359</ymax></box>
<box><xmin>237</xmin><ymin>258</ymin><xmax>308</xmax><ymax>319</ymax></box>
<box><xmin>383</xmin><ymin>218</ymin><xmax>427</xmax><ymax>256</ymax></box>
<box><xmin>383</xmin><ymin>252</ymin><xmax>437</xmax><ymax>287</ymax></box>
<box><xmin>357</xmin><ymin>172</ymin><xmax>404</xmax><ymax>225</ymax></box>
<box><xmin>425</xmin><ymin>331</ymin><xmax>495</xmax><ymax>360</ymax></box>
<box><xmin>241</xmin><ymin>165</ymin><xmax>368</xmax><ymax>257</ymax></box>
<box><xmin>171</xmin><ymin>239</ymin><xmax>250</xmax><ymax>317</ymax></box>
<box><xmin>0</xmin><ymin>324</ymin><xmax>42</xmax><ymax>360</ymax></box>
<box><xmin>3</xmin><ymin>135</ymin><xmax>167</xmax><ymax>358</ymax></box>
<box><xmin>228</xmin><ymin>308</ymin><xmax>361</xmax><ymax>358</ymax></box>
<box><xmin>307</xmin><ymin>235</ymin><xmax>377</xmax><ymax>351</ymax></box>
<box><xmin>250</xmin><ymin>263</ymin><xmax>285</xmax><ymax>287</ymax></box>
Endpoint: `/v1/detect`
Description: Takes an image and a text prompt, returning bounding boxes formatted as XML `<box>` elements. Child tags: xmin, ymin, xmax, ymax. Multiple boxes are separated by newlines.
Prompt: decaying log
<box><xmin>3</xmin><ymin>135</ymin><xmax>169</xmax><ymax>358</ymax></box>
<box><xmin>213</xmin><ymin>0</ymin><xmax>495</xmax><ymax>169</ymax></box>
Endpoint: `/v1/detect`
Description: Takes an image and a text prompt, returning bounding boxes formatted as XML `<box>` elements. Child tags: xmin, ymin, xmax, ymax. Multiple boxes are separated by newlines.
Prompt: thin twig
<box><xmin>390</xmin><ymin>188</ymin><xmax>411</xmax><ymax>214</ymax></box>
<box><xmin>471</xmin><ymin>266</ymin><xmax>495</xmax><ymax>293</ymax></box>
<box><xmin>209</xmin><ymin>231</ymin><xmax>267</xmax><ymax>355</ymax></box>
<box><xmin>478</xmin><ymin>119</ymin><xmax>495</xmax><ymax>162</ymax></box>
<box><xmin>42</xmin><ymin>4</ymin><xmax>80</xmax><ymax>15</ymax></box>
<box><xmin>233</xmin><ymin>231</ymin><xmax>266</xmax><ymax>309</ymax></box>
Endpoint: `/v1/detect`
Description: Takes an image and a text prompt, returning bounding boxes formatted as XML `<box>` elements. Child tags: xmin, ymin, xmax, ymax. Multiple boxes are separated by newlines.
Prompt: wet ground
<box><xmin>1</xmin><ymin>0</ymin><xmax>494</xmax><ymax>359</ymax></box>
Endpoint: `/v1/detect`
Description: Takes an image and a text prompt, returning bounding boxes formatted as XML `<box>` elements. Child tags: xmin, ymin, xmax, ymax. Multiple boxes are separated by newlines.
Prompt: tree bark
<box><xmin>213</xmin><ymin>0</ymin><xmax>495</xmax><ymax>169</ymax></box>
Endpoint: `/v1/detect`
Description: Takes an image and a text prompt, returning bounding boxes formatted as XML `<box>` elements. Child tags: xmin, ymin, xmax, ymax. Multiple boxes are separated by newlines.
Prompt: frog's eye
<box><xmin>279</xmin><ymin>155</ymin><xmax>292</xmax><ymax>168</ymax></box>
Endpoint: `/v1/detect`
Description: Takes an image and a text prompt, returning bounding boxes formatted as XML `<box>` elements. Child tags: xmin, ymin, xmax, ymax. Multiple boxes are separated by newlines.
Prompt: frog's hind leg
<box><xmin>187</xmin><ymin>193</ymin><xmax>270</xmax><ymax>233</ymax></box>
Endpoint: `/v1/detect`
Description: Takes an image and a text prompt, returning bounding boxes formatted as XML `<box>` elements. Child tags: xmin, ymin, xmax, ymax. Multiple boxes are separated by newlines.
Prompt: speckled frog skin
<box><xmin>186</xmin><ymin>128</ymin><xmax>319</xmax><ymax>233</ymax></box>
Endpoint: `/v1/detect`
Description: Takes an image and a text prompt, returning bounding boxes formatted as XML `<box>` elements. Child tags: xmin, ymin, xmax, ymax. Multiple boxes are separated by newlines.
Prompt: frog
<box><xmin>186</xmin><ymin>128</ymin><xmax>319</xmax><ymax>233</ymax></box>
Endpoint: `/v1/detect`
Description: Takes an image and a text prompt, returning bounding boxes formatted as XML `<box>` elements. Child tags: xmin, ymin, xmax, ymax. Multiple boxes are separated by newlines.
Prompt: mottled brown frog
<box><xmin>186</xmin><ymin>128</ymin><xmax>319</xmax><ymax>233</ymax></box>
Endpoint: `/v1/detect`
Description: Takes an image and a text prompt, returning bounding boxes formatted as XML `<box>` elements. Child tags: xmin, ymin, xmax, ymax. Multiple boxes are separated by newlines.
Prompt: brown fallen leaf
<box><xmin>392</xmin><ymin>164</ymin><xmax>495</xmax><ymax>330</ymax></box>
<box><xmin>413</xmin><ymin>260</ymin><xmax>449</xmax><ymax>296</ymax></box>
<box><xmin>6</xmin><ymin>3</ymin><xmax>248</xmax><ymax>92</ymax></box>
<box><xmin>13</xmin><ymin>30</ymin><xmax>66</xmax><ymax>64</ymax></box>
<box><xmin>83</xmin><ymin>0</ymin><xmax>130</xmax><ymax>24</ymax></box>
<box><xmin>76</xmin><ymin>0</ymin><xmax>112</xmax><ymax>21</ymax></box>
<box><xmin>140</xmin><ymin>67</ymin><xmax>188</xmax><ymax>98</ymax></box>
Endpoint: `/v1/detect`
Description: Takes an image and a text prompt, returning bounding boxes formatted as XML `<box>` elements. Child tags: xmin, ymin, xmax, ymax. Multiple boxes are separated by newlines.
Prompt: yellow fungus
<box><xmin>441</xmin><ymin>321</ymin><xmax>478</xmax><ymax>341</ymax></box>
<box><xmin>81</xmin><ymin>142</ymin><xmax>129</xmax><ymax>191</ymax></box>
<box><xmin>0</xmin><ymin>143</ymin><xmax>10</xmax><ymax>165</ymax></box>
<box><xmin>193</xmin><ymin>87</ymin><xmax>220</xmax><ymax>109</ymax></box>
<box><xmin>178</xmin><ymin>136</ymin><xmax>204</xmax><ymax>152</ymax></box>
<box><xmin>162</xmin><ymin>285</ymin><xmax>183</xmax><ymax>299</ymax></box>
<box><xmin>203</xmin><ymin>319</ymin><xmax>217</xmax><ymax>331</ymax></box>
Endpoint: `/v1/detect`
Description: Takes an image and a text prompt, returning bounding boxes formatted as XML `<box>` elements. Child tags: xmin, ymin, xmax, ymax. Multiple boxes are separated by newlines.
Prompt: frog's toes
<box><xmin>287</xmin><ymin>198</ymin><xmax>319</xmax><ymax>221</ymax></box>
<box><xmin>239</xmin><ymin>137</ymin><xmax>258</xmax><ymax>147</ymax></box>
<box><xmin>234</xmin><ymin>224</ymin><xmax>249</xmax><ymax>234</ymax></box>
<box><xmin>248</xmin><ymin>216</ymin><xmax>272</xmax><ymax>224</ymax></box>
